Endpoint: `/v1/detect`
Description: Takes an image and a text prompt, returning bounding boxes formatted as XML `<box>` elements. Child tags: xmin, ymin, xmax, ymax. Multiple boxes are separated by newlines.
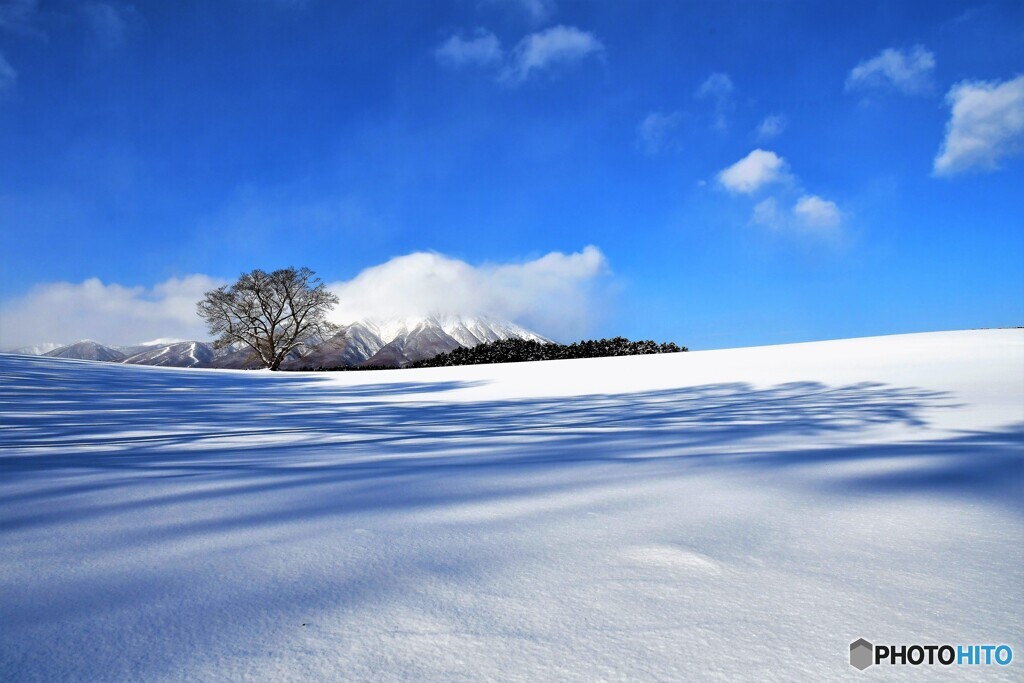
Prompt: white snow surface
<box><xmin>1</xmin><ymin>329</ymin><xmax>1022</xmax><ymax>681</ymax></box>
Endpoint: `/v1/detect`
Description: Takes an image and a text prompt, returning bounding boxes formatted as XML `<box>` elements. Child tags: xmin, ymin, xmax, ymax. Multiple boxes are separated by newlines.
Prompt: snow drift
<box><xmin>0</xmin><ymin>329</ymin><xmax>1021</xmax><ymax>681</ymax></box>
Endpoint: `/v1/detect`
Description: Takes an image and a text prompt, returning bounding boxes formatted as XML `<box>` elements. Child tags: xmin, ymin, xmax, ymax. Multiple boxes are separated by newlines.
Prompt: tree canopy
<box><xmin>197</xmin><ymin>267</ymin><xmax>339</xmax><ymax>370</ymax></box>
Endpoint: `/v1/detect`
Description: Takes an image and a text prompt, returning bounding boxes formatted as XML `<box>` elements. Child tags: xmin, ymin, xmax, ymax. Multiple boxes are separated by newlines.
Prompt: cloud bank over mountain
<box><xmin>327</xmin><ymin>246</ymin><xmax>609</xmax><ymax>342</ymax></box>
<box><xmin>0</xmin><ymin>247</ymin><xmax>610</xmax><ymax>348</ymax></box>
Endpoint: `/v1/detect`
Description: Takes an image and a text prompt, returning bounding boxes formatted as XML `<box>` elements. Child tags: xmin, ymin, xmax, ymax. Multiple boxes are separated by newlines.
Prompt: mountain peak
<box><xmin>352</xmin><ymin>314</ymin><xmax>551</xmax><ymax>348</ymax></box>
<box><xmin>292</xmin><ymin>315</ymin><xmax>551</xmax><ymax>369</ymax></box>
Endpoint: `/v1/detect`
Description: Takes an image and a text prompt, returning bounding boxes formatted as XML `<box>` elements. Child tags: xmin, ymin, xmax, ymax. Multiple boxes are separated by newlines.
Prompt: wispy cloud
<box><xmin>845</xmin><ymin>45</ymin><xmax>935</xmax><ymax>95</ymax></box>
<box><xmin>434</xmin><ymin>28</ymin><xmax>503</xmax><ymax>68</ymax></box>
<box><xmin>485</xmin><ymin>0</ymin><xmax>557</xmax><ymax>23</ymax></box>
<box><xmin>696</xmin><ymin>72</ymin><xmax>733</xmax><ymax>100</ymax></box>
<box><xmin>717</xmin><ymin>149</ymin><xmax>789</xmax><ymax>194</ymax></box>
<box><xmin>752</xmin><ymin>195</ymin><xmax>842</xmax><ymax>236</ymax></box>
<box><xmin>751</xmin><ymin>197</ymin><xmax>783</xmax><ymax>229</ymax></box>
<box><xmin>0</xmin><ymin>0</ymin><xmax>138</xmax><ymax>91</ymax></box>
<box><xmin>501</xmin><ymin>25</ymin><xmax>603</xmax><ymax>85</ymax></box>
<box><xmin>636</xmin><ymin>110</ymin><xmax>682</xmax><ymax>155</ymax></box>
<box><xmin>0</xmin><ymin>0</ymin><xmax>38</xmax><ymax>86</ymax></box>
<box><xmin>0</xmin><ymin>0</ymin><xmax>40</xmax><ymax>36</ymax></box>
<box><xmin>755</xmin><ymin>114</ymin><xmax>787</xmax><ymax>141</ymax></box>
<box><xmin>80</xmin><ymin>2</ymin><xmax>141</xmax><ymax>49</ymax></box>
<box><xmin>0</xmin><ymin>53</ymin><xmax>16</xmax><ymax>92</ymax></box>
<box><xmin>933</xmin><ymin>74</ymin><xmax>1024</xmax><ymax>176</ymax></box>
<box><xmin>328</xmin><ymin>246</ymin><xmax>610</xmax><ymax>341</ymax></box>
<box><xmin>695</xmin><ymin>72</ymin><xmax>735</xmax><ymax>131</ymax></box>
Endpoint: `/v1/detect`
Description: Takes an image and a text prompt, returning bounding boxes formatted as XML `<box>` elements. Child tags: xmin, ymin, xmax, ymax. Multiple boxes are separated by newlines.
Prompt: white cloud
<box><xmin>637</xmin><ymin>110</ymin><xmax>682</xmax><ymax>154</ymax></box>
<box><xmin>0</xmin><ymin>53</ymin><xmax>15</xmax><ymax>92</ymax></box>
<box><xmin>717</xmin><ymin>149</ymin><xmax>789</xmax><ymax>194</ymax></box>
<box><xmin>727</xmin><ymin>157</ymin><xmax>843</xmax><ymax>236</ymax></box>
<box><xmin>756</xmin><ymin>114</ymin><xmax>787</xmax><ymax>141</ymax></box>
<box><xmin>328</xmin><ymin>246</ymin><xmax>609</xmax><ymax>341</ymax></box>
<box><xmin>434</xmin><ymin>29</ymin><xmax>503</xmax><ymax>68</ymax></box>
<box><xmin>845</xmin><ymin>45</ymin><xmax>935</xmax><ymax>95</ymax></box>
<box><xmin>933</xmin><ymin>75</ymin><xmax>1024</xmax><ymax>176</ymax></box>
<box><xmin>0</xmin><ymin>275</ymin><xmax>224</xmax><ymax>349</ymax></box>
<box><xmin>793</xmin><ymin>195</ymin><xmax>841</xmax><ymax>231</ymax></box>
<box><xmin>501</xmin><ymin>25</ymin><xmax>603</xmax><ymax>84</ymax></box>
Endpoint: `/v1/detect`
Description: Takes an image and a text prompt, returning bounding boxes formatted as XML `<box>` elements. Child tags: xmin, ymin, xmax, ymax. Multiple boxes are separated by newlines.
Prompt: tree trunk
<box><xmin>269</xmin><ymin>359</ymin><xmax>281</xmax><ymax>371</ymax></box>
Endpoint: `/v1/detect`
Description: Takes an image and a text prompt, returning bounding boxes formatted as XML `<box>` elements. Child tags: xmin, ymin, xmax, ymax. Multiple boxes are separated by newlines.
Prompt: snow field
<box><xmin>1</xmin><ymin>329</ymin><xmax>1021</xmax><ymax>681</ymax></box>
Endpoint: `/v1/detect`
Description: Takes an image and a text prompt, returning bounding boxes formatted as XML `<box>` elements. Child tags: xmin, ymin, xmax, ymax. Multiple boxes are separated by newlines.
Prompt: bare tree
<box><xmin>197</xmin><ymin>267</ymin><xmax>339</xmax><ymax>370</ymax></box>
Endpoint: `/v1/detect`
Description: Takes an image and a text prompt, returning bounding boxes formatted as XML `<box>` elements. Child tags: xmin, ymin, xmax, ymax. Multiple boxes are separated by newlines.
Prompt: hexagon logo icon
<box><xmin>850</xmin><ymin>638</ymin><xmax>874</xmax><ymax>670</ymax></box>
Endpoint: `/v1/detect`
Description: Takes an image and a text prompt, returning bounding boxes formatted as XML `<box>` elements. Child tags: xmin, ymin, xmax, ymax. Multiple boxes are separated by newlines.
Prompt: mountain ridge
<box><xmin>23</xmin><ymin>315</ymin><xmax>551</xmax><ymax>369</ymax></box>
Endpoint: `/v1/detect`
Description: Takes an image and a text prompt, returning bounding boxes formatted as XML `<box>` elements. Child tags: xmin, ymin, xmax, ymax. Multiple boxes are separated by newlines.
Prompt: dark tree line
<box><xmin>410</xmin><ymin>337</ymin><xmax>687</xmax><ymax>368</ymax></box>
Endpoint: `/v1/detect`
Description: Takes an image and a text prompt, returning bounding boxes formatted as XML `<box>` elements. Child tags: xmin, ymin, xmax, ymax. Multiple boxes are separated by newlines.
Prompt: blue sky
<box><xmin>0</xmin><ymin>0</ymin><xmax>1022</xmax><ymax>349</ymax></box>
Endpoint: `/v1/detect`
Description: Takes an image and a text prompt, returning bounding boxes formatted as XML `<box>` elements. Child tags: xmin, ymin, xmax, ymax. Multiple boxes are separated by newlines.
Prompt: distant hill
<box><xmin>44</xmin><ymin>340</ymin><xmax>126</xmax><ymax>362</ymax></box>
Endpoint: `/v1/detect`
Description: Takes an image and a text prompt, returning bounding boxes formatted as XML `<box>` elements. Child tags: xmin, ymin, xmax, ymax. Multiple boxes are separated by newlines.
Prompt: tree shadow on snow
<box><xmin>1</xmin><ymin>353</ymin><xmax>1022</xmax><ymax>542</ymax></box>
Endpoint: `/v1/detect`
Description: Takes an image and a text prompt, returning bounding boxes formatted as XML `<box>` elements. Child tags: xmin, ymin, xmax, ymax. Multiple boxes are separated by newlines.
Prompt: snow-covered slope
<box><xmin>283</xmin><ymin>322</ymin><xmax>386</xmax><ymax>369</ymax></box>
<box><xmin>1</xmin><ymin>329</ymin><xmax>1021</xmax><ymax>681</ymax></box>
<box><xmin>361</xmin><ymin>318</ymin><xmax>463</xmax><ymax>367</ymax></box>
<box><xmin>121</xmin><ymin>341</ymin><xmax>215</xmax><ymax>368</ymax></box>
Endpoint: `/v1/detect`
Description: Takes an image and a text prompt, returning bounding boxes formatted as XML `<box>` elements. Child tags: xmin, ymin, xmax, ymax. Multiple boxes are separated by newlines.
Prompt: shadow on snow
<box><xmin>1</xmin><ymin>353</ymin><xmax>1022</xmax><ymax>541</ymax></box>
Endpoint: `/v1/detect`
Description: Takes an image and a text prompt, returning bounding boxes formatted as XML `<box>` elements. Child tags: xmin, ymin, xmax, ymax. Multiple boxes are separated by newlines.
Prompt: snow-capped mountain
<box><xmin>22</xmin><ymin>316</ymin><xmax>550</xmax><ymax>369</ymax></box>
<box><xmin>365</xmin><ymin>315</ymin><xmax>549</xmax><ymax>347</ymax></box>
<box><xmin>122</xmin><ymin>341</ymin><xmax>215</xmax><ymax>368</ymax></box>
<box><xmin>362</xmin><ymin>320</ymin><xmax>462</xmax><ymax>368</ymax></box>
<box><xmin>293</xmin><ymin>316</ymin><xmax>550</xmax><ymax>369</ymax></box>
<box><xmin>44</xmin><ymin>340</ymin><xmax>126</xmax><ymax>362</ymax></box>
